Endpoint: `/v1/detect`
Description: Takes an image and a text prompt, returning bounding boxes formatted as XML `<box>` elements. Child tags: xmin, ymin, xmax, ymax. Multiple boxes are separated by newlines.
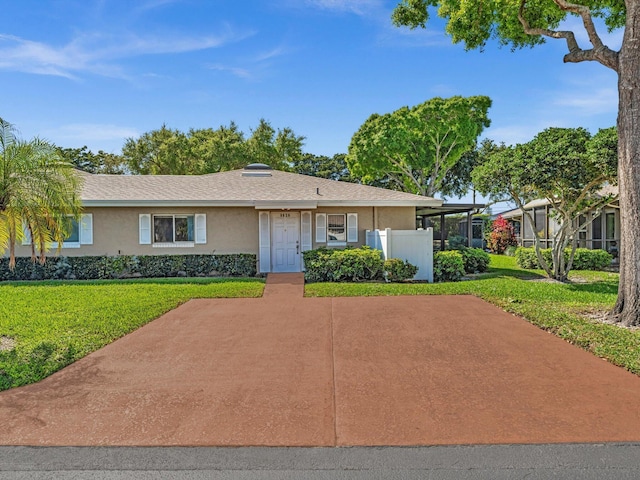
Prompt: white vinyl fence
<box><xmin>366</xmin><ymin>228</ymin><xmax>433</xmax><ymax>282</ymax></box>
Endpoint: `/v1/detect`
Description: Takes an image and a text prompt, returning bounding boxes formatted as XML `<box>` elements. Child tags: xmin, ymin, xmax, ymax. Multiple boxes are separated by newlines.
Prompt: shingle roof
<box><xmin>77</xmin><ymin>168</ymin><xmax>442</xmax><ymax>208</ymax></box>
<box><xmin>500</xmin><ymin>184</ymin><xmax>620</xmax><ymax>218</ymax></box>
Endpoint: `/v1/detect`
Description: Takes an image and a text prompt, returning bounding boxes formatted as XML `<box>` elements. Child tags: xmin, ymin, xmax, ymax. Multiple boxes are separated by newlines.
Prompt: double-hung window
<box><xmin>140</xmin><ymin>213</ymin><xmax>206</xmax><ymax>246</ymax></box>
<box><xmin>154</xmin><ymin>215</ymin><xmax>195</xmax><ymax>244</ymax></box>
<box><xmin>327</xmin><ymin>214</ymin><xmax>346</xmax><ymax>244</ymax></box>
<box><xmin>316</xmin><ymin>213</ymin><xmax>358</xmax><ymax>246</ymax></box>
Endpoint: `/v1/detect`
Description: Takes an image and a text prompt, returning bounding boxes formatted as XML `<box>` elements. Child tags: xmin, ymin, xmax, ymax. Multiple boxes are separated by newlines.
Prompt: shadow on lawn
<box><xmin>564</xmin><ymin>279</ymin><xmax>619</xmax><ymax>296</ymax></box>
<box><xmin>481</xmin><ymin>266</ymin><xmax>547</xmax><ymax>281</ymax></box>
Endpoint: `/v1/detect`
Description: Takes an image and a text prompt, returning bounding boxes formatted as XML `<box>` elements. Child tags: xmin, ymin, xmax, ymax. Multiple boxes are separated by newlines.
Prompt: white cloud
<box><xmin>553</xmin><ymin>87</ymin><xmax>618</xmax><ymax>116</ymax></box>
<box><xmin>483</xmin><ymin>124</ymin><xmax>542</xmax><ymax>146</ymax></box>
<box><xmin>207</xmin><ymin>63</ymin><xmax>253</xmax><ymax>79</ymax></box>
<box><xmin>0</xmin><ymin>27</ymin><xmax>253</xmax><ymax>80</ymax></box>
<box><xmin>377</xmin><ymin>23</ymin><xmax>451</xmax><ymax>48</ymax></box>
<box><xmin>44</xmin><ymin>124</ymin><xmax>140</xmax><ymax>148</ymax></box>
<box><xmin>134</xmin><ymin>0</ymin><xmax>182</xmax><ymax>14</ymax></box>
<box><xmin>303</xmin><ymin>0</ymin><xmax>384</xmax><ymax>16</ymax></box>
<box><xmin>206</xmin><ymin>42</ymin><xmax>292</xmax><ymax>81</ymax></box>
<box><xmin>254</xmin><ymin>45</ymin><xmax>290</xmax><ymax>62</ymax></box>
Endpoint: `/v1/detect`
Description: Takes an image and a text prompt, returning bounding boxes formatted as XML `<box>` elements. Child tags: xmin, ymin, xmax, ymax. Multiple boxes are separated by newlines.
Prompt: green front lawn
<box><xmin>0</xmin><ymin>277</ymin><xmax>264</xmax><ymax>391</ymax></box>
<box><xmin>306</xmin><ymin>255</ymin><xmax>640</xmax><ymax>375</ymax></box>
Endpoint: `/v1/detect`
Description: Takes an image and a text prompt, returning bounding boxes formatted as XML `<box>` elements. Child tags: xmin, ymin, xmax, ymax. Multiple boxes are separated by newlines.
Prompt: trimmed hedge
<box><xmin>302</xmin><ymin>246</ymin><xmax>418</xmax><ymax>283</ymax></box>
<box><xmin>515</xmin><ymin>247</ymin><xmax>612</xmax><ymax>271</ymax></box>
<box><xmin>459</xmin><ymin>247</ymin><xmax>490</xmax><ymax>274</ymax></box>
<box><xmin>0</xmin><ymin>254</ymin><xmax>257</xmax><ymax>281</ymax></box>
<box><xmin>383</xmin><ymin>258</ymin><xmax>418</xmax><ymax>282</ymax></box>
<box><xmin>303</xmin><ymin>246</ymin><xmax>384</xmax><ymax>282</ymax></box>
<box><xmin>434</xmin><ymin>251</ymin><xmax>465</xmax><ymax>282</ymax></box>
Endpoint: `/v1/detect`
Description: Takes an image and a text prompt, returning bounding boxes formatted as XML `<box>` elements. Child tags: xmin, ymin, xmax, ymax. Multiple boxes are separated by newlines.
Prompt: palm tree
<box><xmin>0</xmin><ymin>118</ymin><xmax>82</xmax><ymax>269</ymax></box>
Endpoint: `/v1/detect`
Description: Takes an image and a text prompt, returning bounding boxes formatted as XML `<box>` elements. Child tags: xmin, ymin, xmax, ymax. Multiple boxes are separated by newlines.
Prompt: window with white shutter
<box><xmin>316</xmin><ymin>213</ymin><xmax>327</xmax><ymax>243</ymax></box>
<box><xmin>80</xmin><ymin>214</ymin><xmax>93</xmax><ymax>245</ymax></box>
<box><xmin>259</xmin><ymin>211</ymin><xmax>271</xmax><ymax>273</ymax></box>
<box><xmin>347</xmin><ymin>213</ymin><xmax>358</xmax><ymax>243</ymax></box>
<box><xmin>139</xmin><ymin>214</ymin><xmax>151</xmax><ymax>245</ymax></box>
<box><xmin>195</xmin><ymin>214</ymin><xmax>207</xmax><ymax>244</ymax></box>
<box><xmin>301</xmin><ymin>211</ymin><xmax>312</xmax><ymax>252</ymax></box>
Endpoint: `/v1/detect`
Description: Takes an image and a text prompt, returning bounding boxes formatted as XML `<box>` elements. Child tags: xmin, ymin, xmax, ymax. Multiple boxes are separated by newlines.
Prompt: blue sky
<box><xmin>1</xmin><ymin>0</ymin><xmax>622</xmax><ymax>206</ymax></box>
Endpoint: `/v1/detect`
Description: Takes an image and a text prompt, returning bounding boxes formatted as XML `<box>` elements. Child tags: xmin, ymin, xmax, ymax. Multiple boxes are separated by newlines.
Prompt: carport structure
<box><xmin>2</xmin><ymin>274</ymin><xmax>640</xmax><ymax>446</ymax></box>
<box><xmin>417</xmin><ymin>203</ymin><xmax>485</xmax><ymax>250</ymax></box>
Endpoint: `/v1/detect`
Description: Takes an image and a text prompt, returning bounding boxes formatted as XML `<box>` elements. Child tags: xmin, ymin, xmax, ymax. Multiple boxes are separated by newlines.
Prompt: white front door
<box><xmin>271</xmin><ymin>212</ymin><xmax>301</xmax><ymax>272</ymax></box>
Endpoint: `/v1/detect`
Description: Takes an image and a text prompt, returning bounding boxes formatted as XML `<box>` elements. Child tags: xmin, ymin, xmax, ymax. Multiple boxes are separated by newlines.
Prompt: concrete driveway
<box><xmin>2</xmin><ymin>273</ymin><xmax>640</xmax><ymax>446</ymax></box>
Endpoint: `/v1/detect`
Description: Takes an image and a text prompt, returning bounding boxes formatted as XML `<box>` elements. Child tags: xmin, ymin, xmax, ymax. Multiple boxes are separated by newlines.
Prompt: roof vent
<box><xmin>242</xmin><ymin>163</ymin><xmax>273</xmax><ymax>177</ymax></box>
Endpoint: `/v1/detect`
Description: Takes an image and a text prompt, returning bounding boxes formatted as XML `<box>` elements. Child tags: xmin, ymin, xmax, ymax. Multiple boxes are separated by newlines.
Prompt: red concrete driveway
<box><xmin>2</xmin><ymin>273</ymin><xmax>640</xmax><ymax>446</ymax></box>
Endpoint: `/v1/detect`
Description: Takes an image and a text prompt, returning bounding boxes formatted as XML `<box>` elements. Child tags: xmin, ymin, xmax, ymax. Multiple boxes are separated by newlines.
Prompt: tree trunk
<box><xmin>612</xmin><ymin>0</ymin><xmax>640</xmax><ymax>326</ymax></box>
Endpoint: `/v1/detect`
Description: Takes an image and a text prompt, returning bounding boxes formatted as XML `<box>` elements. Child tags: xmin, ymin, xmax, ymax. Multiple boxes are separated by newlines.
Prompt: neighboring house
<box><xmin>500</xmin><ymin>185</ymin><xmax>620</xmax><ymax>261</ymax></box>
<box><xmin>15</xmin><ymin>164</ymin><xmax>443</xmax><ymax>274</ymax></box>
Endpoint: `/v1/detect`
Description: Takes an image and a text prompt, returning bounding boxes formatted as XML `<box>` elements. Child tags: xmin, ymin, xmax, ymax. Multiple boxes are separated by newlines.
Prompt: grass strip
<box><xmin>0</xmin><ymin>277</ymin><xmax>264</xmax><ymax>390</ymax></box>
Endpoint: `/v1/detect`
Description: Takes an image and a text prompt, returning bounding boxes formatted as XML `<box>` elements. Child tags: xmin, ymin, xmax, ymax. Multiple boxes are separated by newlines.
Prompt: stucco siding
<box><xmin>376</xmin><ymin>206</ymin><xmax>416</xmax><ymax>230</ymax></box>
<box><xmin>311</xmin><ymin>206</ymin><xmax>416</xmax><ymax>249</ymax></box>
<box><xmin>12</xmin><ymin>207</ymin><xmax>260</xmax><ymax>258</ymax></box>
<box><xmin>10</xmin><ymin>205</ymin><xmax>416</xmax><ymax>259</ymax></box>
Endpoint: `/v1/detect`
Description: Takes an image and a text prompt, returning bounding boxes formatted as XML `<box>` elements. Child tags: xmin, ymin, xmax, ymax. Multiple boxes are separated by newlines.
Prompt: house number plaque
<box><xmin>280</xmin><ymin>213</ymin><xmax>291</xmax><ymax>218</ymax></box>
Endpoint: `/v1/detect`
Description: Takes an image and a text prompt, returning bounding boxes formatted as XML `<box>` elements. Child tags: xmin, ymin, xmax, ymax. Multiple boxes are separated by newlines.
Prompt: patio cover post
<box><xmin>440</xmin><ymin>213</ymin><xmax>446</xmax><ymax>251</ymax></box>
<box><xmin>467</xmin><ymin>211</ymin><xmax>472</xmax><ymax>247</ymax></box>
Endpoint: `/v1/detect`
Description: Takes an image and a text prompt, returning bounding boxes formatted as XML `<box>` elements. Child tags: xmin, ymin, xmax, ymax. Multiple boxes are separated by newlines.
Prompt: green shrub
<box><xmin>447</xmin><ymin>235</ymin><xmax>467</xmax><ymax>250</ymax></box>
<box><xmin>383</xmin><ymin>258</ymin><xmax>418</xmax><ymax>282</ymax></box>
<box><xmin>433</xmin><ymin>251</ymin><xmax>465</xmax><ymax>282</ymax></box>
<box><xmin>0</xmin><ymin>254</ymin><xmax>257</xmax><ymax>281</ymax></box>
<box><xmin>459</xmin><ymin>247</ymin><xmax>490</xmax><ymax>273</ymax></box>
<box><xmin>515</xmin><ymin>247</ymin><xmax>612</xmax><ymax>270</ymax></box>
<box><xmin>303</xmin><ymin>246</ymin><xmax>384</xmax><ymax>282</ymax></box>
<box><xmin>514</xmin><ymin>247</ymin><xmax>545</xmax><ymax>269</ymax></box>
<box><xmin>504</xmin><ymin>245</ymin><xmax>518</xmax><ymax>257</ymax></box>
<box><xmin>302</xmin><ymin>248</ymin><xmax>334</xmax><ymax>282</ymax></box>
<box><xmin>571</xmin><ymin>248</ymin><xmax>613</xmax><ymax>270</ymax></box>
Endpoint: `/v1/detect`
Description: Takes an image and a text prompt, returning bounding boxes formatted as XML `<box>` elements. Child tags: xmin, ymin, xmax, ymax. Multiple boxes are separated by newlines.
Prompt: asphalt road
<box><xmin>2</xmin><ymin>443</ymin><xmax>640</xmax><ymax>479</ymax></box>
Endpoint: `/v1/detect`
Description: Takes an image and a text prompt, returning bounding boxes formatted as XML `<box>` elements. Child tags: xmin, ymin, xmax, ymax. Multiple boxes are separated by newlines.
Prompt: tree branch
<box><xmin>518</xmin><ymin>0</ymin><xmax>619</xmax><ymax>72</ymax></box>
<box><xmin>385</xmin><ymin>154</ymin><xmax>425</xmax><ymax>194</ymax></box>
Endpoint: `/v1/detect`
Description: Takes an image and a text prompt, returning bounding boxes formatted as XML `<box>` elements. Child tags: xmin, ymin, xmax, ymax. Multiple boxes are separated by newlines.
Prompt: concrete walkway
<box><xmin>2</xmin><ymin>274</ymin><xmax>640</xmax><ymax>446</ymax></box>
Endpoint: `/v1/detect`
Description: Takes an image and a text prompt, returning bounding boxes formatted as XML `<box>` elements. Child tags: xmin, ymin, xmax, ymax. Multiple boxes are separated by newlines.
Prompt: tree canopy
<box><xmin>391</xmin><ymin>1</ymin><xmax>640</xmax><ymax>326</ymax></box>
<box><xmin>59</xmin><ymin>146</ymin><xmax>126</xmax><ymax>174</ymax></box>
<box><xmin>290</xmin><ymin>153</ymin><xmax>355</xmax><ymax>182</ymax></box>
<box><xmin>392</xmin><ymin>1</ymin><xmax>623</xmax><ymax>70</ymax></box>
<box><xmin>122</xmin><ymin>119</ymin><xmax>305</xmax><ymax>175</ymax></box>
<box><xmin>346</xmin><ymin>95</ymin><xmax>491</xmax><ymax>197</ymax></box>
<box><xmin>0</xmin><ymin>118</ymin><xmax>82</xmax><ymax>268</ymax></box>
<box><xmin>473</xmin><ymin>126</ymin><xmax>618</xmax><ymax>280</ymax></box>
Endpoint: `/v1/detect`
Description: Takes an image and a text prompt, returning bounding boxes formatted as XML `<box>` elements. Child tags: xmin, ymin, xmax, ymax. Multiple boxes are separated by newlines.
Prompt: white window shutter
<box><xmin>195</xmin><ymin>214</ymin><xmax>207</xmax><ymax>244</ymax></box>
<box><xmin>139</xmin><ymin>214</ymin><xmax>151</xmax><ymax>245</ymax></box>
<box><xmin>22</xmin><ymin>222</ymin><xmax>32</xmax><ymax>246</ymax></box>
<box><xmin>316</xmin><ymin>213</ymin><xmax>327</xmax><ymax>243</ymax></box>
<box><xmin>301</xmin><ymin>211</ymin><xmax>312</xmax><ymax>251</ymax></box>
<box><xmin>347</xmin><ymin>213</ymin><xmax>358</xmax><ymax>242</ymax></box>
<box><xmin>80</xmin><ymin>214</ymin><xmax>93</xmax><ymax>245</ymax></box>
<box><xmin>259</xmin><ymin>212</ymin><xmax>271</xmax><ymax>273</ymax></box>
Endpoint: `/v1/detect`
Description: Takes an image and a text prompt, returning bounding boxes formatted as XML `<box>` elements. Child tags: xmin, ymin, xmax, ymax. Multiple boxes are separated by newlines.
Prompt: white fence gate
<box><xmin>366</xmin><ymin>228</ymin><xmax>433</xmax><ymax>282</ymax></box>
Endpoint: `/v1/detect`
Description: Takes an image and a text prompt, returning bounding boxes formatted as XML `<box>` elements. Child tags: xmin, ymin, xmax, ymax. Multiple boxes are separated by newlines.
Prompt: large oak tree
<box><xmin>392</xmin><ymin>0</ymin><xmax>640</xmax><ymax>326</ymax></box>
<box><xmin>346</xmin><ymin>96</ymin><xmax>491</xmax><ymax>197</ymax></box>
